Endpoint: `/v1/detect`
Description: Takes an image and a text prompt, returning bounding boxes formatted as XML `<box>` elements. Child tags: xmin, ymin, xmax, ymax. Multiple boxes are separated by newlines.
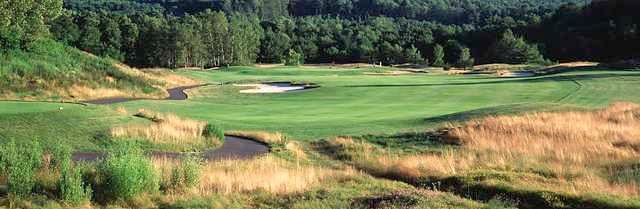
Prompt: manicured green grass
<box><xmin>3</xmin><ymin>67</ymin><xmax>640</xmax><ymax>143</ymax></box>
<box><xmin>0</xmin><ymin>105</ymin><xmax>138</xmax><ymax>151</ymax></box>
<box><xmin>2</xmin><ymin>66</ymin><xmax>640</xmax><ymax>208</ymax></box>
<box><xmin>113</xmin><ymin>67</ymin><xmax>640</xmax><ymax>140</ymax></box>
<box><xmin>0</xmin><ymin>101</ymin><xmax>81</xmax><ymax>114</ymax></box>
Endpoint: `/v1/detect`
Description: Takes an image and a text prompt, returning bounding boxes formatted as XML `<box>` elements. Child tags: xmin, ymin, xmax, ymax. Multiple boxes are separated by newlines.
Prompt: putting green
<box><xmin>2</xmin><ymin>67</ymin><xmax>640</xmax><ymax>143</ymax></box>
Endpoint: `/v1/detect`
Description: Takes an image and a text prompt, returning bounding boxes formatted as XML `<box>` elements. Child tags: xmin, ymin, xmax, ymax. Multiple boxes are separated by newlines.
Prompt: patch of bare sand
<box><xmin>364</xmin><ymin>70</ymin><xmax>417</xmax><ymax>76</ymax></box>
<box><xmin>234</xmin><ymin>83</ymin><xmax>307</xmax><ymax>93</ymax></box>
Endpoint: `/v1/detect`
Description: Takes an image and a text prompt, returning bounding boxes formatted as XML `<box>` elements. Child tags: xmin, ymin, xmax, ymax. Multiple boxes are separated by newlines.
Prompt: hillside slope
<box><xmin>0</xmin><ymin>39</ymin><xmax>199</xmax><ymax>101</ymax></box>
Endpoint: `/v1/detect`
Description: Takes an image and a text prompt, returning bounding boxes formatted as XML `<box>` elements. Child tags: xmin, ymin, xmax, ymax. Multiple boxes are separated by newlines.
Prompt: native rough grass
<box><xmin>226</xmin><ymin>131</ymin><xmax>284</xmax><ymax>145</ymax></box>
<box><xmin>153</xmin><ymin>156</ymin><xmax>357</xmax><ymax>195</ymax></box>
<box><xmin>328</xmin><ymin>103</ymin><xmax>640</xmax><ymax>197</ymax></box>
<box><xmin>110</xmin><ymin>110</ymin><xmax>220</xmax><ymax>150</ymax></box>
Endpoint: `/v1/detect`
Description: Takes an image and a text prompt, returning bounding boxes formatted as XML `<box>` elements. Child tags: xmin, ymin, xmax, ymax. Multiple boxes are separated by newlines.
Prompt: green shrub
<box><xmin>50</xmin><ymin>143</ymin><xmax>72</xmax><ymax>171</ymax></box>
<box><xmin>203</xmin><ymin>123</ymin><xmax>225</xmax><ymax>142</ymax></box>
<box><xmin>168</xmin><ymin>156</ymin><xmax>202</xmax><ymax>191</ymax></box>
<box><xmin>99</xmin><ymin>146</ymin><xmax>158</xmax><ymax>200</ymax></box>
<box><xmin>51</xmin><ymin>144</ymin><xmax>92</xmax><ymax>205</ymax></box>
<box><xmin>59</xmin><ymin>168</ymin><xmax>92</xmax><ymax>205</ymax></box>
<box><xmin>0</xmin><ymin>140</ymin><xmax>43</xmax><ymax>197</ymax></box>
<box><xmin>283</xmin><ymin>49</ymin><xmax>304</xmax><ymax>66</ymax></box>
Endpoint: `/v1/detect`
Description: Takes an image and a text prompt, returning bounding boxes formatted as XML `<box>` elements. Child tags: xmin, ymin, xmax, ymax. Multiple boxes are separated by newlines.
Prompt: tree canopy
<box><xmin>0</xmin><ymin>0</ymin><xmax>63</xmax><ymax>49</ymax></box>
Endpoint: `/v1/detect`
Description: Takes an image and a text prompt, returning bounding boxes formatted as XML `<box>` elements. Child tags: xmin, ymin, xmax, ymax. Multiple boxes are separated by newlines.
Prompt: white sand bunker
<box><xmin>234</xmin><ymin>82</ymin><xmax>315</xmax><ymax>94</ymax></box>
<box><xmin>497</xmin><ymin>71</ymin><xmax>535</xmax><ymax>78</ymax></box>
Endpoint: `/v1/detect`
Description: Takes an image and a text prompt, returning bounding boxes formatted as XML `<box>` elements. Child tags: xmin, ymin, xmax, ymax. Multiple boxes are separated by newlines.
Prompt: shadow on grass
<box><xmin>423</xmin><ymin>103</ymin><xmax>585</xmax><ymax>126</ymax></box>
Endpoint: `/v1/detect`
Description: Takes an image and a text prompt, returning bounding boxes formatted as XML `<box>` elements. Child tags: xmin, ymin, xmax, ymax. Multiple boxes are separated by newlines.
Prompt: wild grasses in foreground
<box><xmin>226</xmin><ymin>131</ymin><xmax>284</xmax><ymax>144</ymax></box>
<box><xmin>153</xmin><ymin>156</ymin><xmax>355</xmax><ymax>196</ymax></box>
<box><xmin>443</xmin><ymin>102</ymin><xmax>640</xmax><ymax>196</ymax></box>
<box><xmin>321</xmin><ymin>103</ymin><xmax>640</xmax><ymax>208</ymax></box>
<box><xmin>110</xmin><ymin>110</ymin><xmax>223</xmax><ymax>151</ymax></box>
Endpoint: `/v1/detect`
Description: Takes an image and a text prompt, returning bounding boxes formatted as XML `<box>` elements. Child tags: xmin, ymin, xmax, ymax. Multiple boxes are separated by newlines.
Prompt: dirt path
<box><xmin>85</xmin><ymin>84</ymin><xmax>210</xmax><ymax>105</ymax></box>
<box><xmin>72</xmin><ymin>135</ymin><xmax>269</xmax><ymax>162</ymax></box>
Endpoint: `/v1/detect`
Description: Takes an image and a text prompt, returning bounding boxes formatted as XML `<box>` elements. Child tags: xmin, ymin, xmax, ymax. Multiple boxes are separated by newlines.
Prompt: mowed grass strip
<box><xmin>0</xmin><ymin>106</ymin><xmax>135</xmax><ymax>151</ymax></box>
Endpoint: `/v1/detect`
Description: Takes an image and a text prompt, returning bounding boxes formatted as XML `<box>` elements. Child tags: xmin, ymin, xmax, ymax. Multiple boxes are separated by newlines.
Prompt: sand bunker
<box><xmin>234</xmin><ymin>82</ymin><xmax>316</xmax><ymax>94</ymax></box>
<box><xmin>497</xmin><ymin>71</ymin><xmax>535</xmax><ymax>78</ymax></box>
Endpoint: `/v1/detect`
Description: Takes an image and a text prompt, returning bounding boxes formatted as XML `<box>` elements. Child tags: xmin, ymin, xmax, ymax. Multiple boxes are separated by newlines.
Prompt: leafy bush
<box><xmin>50</xmin><ymin>143</ymin><xmax>72</xmax><ymax>171</ymax></box>
<box><xmin>203</xmin><ymin>123</ymin><xmax>225</xmax><ymax>142</ymax></box>
<box><xmin>99</xmin><ymin>145</ymin><xmax>158</xmax><ymax>200</ymax></box>
<box><xmin>283</xmin><ymin>49</ymin><xmax>303</xmax><ymax>66</ymax></box>
<box><xmin>0</xmin><ymin>140</ymin><xmax>43</xmax><ymax>197</ymax></box>
<box><xmin>52</xmin><ymin>144</ymin><xmax>92</xmax><ymax>205</ymax></box>
<box><xmin>59</xmin><ymin>168</ymin><xmax>92</xmax><ymax>205</ymax></box>
<box><xmin>169</xmin><ymin>156</ymin><xmax>203</xmax><ymax>191</ymax></box>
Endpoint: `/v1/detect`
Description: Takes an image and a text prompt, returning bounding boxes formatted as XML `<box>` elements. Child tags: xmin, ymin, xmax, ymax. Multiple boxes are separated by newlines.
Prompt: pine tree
<box><xmin>456</xmin><ymin>47</ymin><xmax>474</xmax><ymax>68</ymax></box>
<box><xmin>432</xmin><ymin>44</ymin><xmax>446</xmax><ymax>67</ymax></box>
<box><xmin>100</xmin><ymin>13</ymin><xmax>123</xmax><ymax>60</ymax></box>
<box><xmin>405</xmin><ymin>45</ymin><xmax>425</xmax><ymax>65</ymax></box>
<box><xmin>78</xmin><ymin>12</ymin><xmax>102</xmax><ymax>54</ymax></box>
<box><xmin>489</xmin><ymin>29</ymin><xmax>546</xmax><ymax>64</ymax></box>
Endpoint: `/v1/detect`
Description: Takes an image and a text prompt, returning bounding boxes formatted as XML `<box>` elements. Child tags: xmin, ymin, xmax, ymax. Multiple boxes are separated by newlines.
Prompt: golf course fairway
<box><xmin>3</xmin><ymin>66</ymin><xmax>637</xmax><ymax>143</ymax></box>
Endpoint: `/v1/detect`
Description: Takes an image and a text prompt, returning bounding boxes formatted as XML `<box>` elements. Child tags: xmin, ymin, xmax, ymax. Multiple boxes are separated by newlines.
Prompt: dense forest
<box><xmin>5</xmin><ymin>0</ymin><xmax>640</xmax><ymax>69</ymax></box>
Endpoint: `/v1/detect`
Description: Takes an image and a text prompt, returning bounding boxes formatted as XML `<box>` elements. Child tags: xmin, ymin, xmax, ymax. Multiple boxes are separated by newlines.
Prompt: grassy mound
<box><xmin>0</xmin><ymin>39</ymin><xmax>162</xmax><ymax>100</ymax></box>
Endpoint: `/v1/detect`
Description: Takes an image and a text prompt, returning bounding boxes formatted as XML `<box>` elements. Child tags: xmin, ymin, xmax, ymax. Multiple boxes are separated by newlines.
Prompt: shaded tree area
<box><xmin>51</xmin><ymin>0</ymin><xmax>640</xmax><ymax>68</ymax></box>
<box><xmin>0</xmin><ymin>0</ymin><xmax>64</xmax><ymax>50</ymax></box>
<box><xmin>531</xmin><ymin>0</ymin><xmax>640</xmax><ymax>62</ymax></box>
<box><xmin>63</xmin><ymin>0</ymin><xmax>587</xmax><ymax>25</ymax></box>
<box><xmin>51</xmin><ymin>10</ymin><xmax>263</xmax><ymax>68</ymax></box>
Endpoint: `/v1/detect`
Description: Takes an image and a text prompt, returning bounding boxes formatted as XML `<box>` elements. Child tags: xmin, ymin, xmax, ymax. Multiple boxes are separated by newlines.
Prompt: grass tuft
<box><xmin>111</xmin><ymin>110</ymin><xmax>220</xmax><ymax>151</ymax></box>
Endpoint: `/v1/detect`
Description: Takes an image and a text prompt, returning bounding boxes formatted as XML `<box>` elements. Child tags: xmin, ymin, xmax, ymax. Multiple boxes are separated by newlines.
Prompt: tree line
<box><xmin>51</xmin><ymin>10</ymin><xmax>262</xmax><ymax>68</ymax></box>
<box><xmin>64</xmin><ymin>0</ymin><xmax>587</xmax><ymax>25</ymax></box>
<box><xmin>10</xmin><ymin>0</ymin><xmax>640</xmax><ymax>69</ymax></box>
<box><xmin>51</xmin><ymin>9</ymin><xmax>553</xmax><ymax>68</ymax></box>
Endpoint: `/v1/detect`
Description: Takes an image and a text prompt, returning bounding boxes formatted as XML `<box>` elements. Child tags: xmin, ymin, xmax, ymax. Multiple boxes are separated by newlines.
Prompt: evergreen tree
<box><xmin>78</xmin><ymin>12</ymin><xmax>102</xmax><ymax>54</ymax></box>
<box><xmin>50</xmin><ymin>10</ymin><xmax>81</xmax><ymax>45</ymax></box>
<box><xmin>100</xmin><ymin>13</ymin><xmax>123</xmax><ymax>60</ymax></box>
<box><xmin>405</xmin><ymin>45</ymin><xmax>425</xmax><ymax>65</ymax></box>
<box><xmin>456</xmin><ymin>47</ymin><xmax>474</xmax><ymax>68</ymax></box>
<box><xmin>489</xmin><ymin>29</ymin><xmax>546</xmax><ymax>64</ymax></box>
<box><xmin>432</xmin><ymin>44</ymin><xmax>446</xmax><ymax>67</ymax></box>
<box><xmin>260</xmin><ymin>28</ymin><xmax>291</xmax><ymax>63</ymax></box>
<box><xmin>119</xmin><ymin>16</ymin><xmax>139</xmax><ymax>63</ymax></box>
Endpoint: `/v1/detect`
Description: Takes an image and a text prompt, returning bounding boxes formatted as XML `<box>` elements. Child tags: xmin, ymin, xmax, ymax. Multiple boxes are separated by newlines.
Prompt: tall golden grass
<box><xmin>115</xmin><ymin>63</ymin><xmax>201</xmax><ymax>88</ymax></box>
<box><xmin>111</xmin><ymin>110</ymin><xmax>218</xmax><ymax>148</ymax></box>
<box><xmin>449</xmin><ymin>102</ymin><xmax>640</xmax><ymax>166</ymax></box>
<box><xmin>153</xmin><ymin>156</ymin><xmax>356</xmax><ymax>195</ymax></box>
<box><xmin>328</xmin><ymin>103</ymin><xmax>640</xmax><ymax>197</ymax></box>
<box><xmin>226</xmin><ymin>131</ymin><xmax>284</xmax><ymax>144</ymax></box>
